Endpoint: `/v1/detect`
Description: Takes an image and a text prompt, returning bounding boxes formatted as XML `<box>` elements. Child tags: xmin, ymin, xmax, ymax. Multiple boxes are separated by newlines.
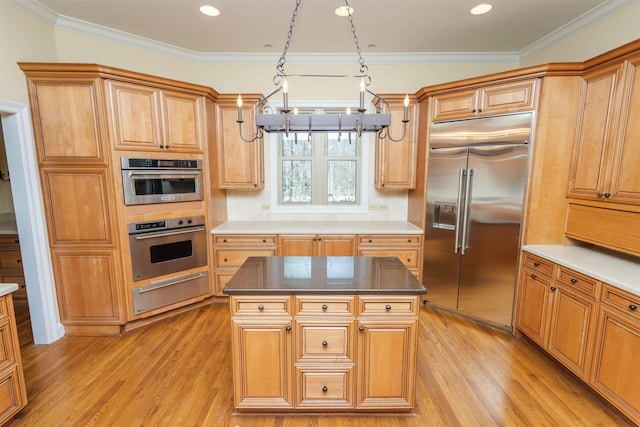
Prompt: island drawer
<box><xmin>357</xmin><ymin>295</ymin><xmax>420</xmax><ymax>316</ymax></box>
<box><xmin>521</xmin><ymin>252</ymin><xmax>554</xmax><ymax>277</ymax></box>
<box><xmin>295</xmin><ymin>296</ymin><xmax>355</xmax><ymax>316</ymax></box>
<box><xmin>556</xmin><ymin>266</ymin><xmax>599</xmax><ymax>297</ymax></box>
<box><xmin>230</xmin><ymin>295</ymin><xmax>292</xmax><ymax>316</ymax></box>
<box><xmin>295</xmin><ymin>366</ymin><xmax>354</xmax><ymax>408</ymax></box>
<box><xmin>295</xmin><ymin>320</ymin><xmax>354</xmax><ymax>362</ymax></box>
<box><xmin>600</xmin><ymin>284</ymin><xmax>640</xmax><ymax>321</ymax></box>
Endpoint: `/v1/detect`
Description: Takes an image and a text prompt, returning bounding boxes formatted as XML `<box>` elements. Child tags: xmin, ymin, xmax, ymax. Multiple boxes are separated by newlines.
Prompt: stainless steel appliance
<box><xmin>423</xmin><ymin>112</ymin><xmax>533</xmax><ymax>329</ymax></box>
<box><xmin>128</xmin><ymin>215</ymin><xmax>207</xmax><ymax>281</ymax></box>
<box><xmin>121</xmin><ymin>157</ymin><xmax>203</xmax><ymax>205</ymax></box>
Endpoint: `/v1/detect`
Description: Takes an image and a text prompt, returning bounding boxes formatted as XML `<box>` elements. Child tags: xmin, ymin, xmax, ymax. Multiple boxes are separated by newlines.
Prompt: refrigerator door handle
<box><xmin>454</xmin><ymin>168</ymin><xmax>465</xmax><ymax>254</ymax></box>
<box><xmin>461</xmin><ymin>168</ymin><xmax>473</xmax><ymax>255</ymax></box>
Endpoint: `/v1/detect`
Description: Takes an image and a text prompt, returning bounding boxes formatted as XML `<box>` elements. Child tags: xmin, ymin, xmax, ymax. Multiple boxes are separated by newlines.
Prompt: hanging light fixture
<box><xmin>236</xmin><ymin>0</ymin><xmax>409</xmax><ymax>142</ymax></box>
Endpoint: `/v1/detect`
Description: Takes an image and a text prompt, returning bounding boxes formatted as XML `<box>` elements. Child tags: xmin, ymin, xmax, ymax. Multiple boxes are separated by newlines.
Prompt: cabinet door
<box><xmin>608</xmin><ymin>55</ymin><xmax>640</xmax><ymax>204</ymax></box>
<box><xmin>231</xmin><ymin>318</ymin><xmax>293</xmax><ymax>409</ymax></box>
<box><xmin>568</xmin><ymin>63</ymin><xmax>624</xmax><ymax>200</ymax></box>
<box><xmin>106</xmin><ymin>80</ymin><xmax>163</xmax><ymax>151</ymax></box>
<box><xmin>316</xmin><ymin>235</ymin><xmax>355</xmax><ymax>256</ymax></box>
<box><xmin>591</xmin><ymin>307</ymin><xmax>640</xmax><ymax>425</ymax></box>
<box><xmin>161</xmin><ymin>90</ymin><xmax>204</xmax><ymax>153</ymax></box>
<box><xmin>374</xmin><ymin>94</ymin><xmax>418</xmax><ymax>190</ymax></box>
<box><xmin>479</xmin><ymin>79</ymin><xmax>538</xmax><ymax>116</ymax></box>
<box><xmin>432</xmin><ymin>89</ymin><xmax>478</xmax><ymax>121</ymax></box>
<box><xmin>216</xmin><ymin>94</ymin><xmax>264</xmax><ymax>189</ymax></box>
<box><xmin>515</xmin><ymin>268</ymin><xmax>552</xmax><ymax>347</ymax></box>
<box><xmin>278</xmin><ymin>235</ymin><xmax>315</xmax><ymax>256</ymax></box>
<box><xmin>546</xmin><ymin>285</ymin><xmax>597</xmax><ymax>380</ymax></box>
<box><xmin>356</xmin><ymin>319</ymin><xmax>417</xmax><ymax>409</ymax></box>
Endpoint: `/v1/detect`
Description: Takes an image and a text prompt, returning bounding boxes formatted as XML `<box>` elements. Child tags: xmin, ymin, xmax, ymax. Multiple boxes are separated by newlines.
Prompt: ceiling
<box><xmin>10</xmin><ymin>0</ymin><xmax>635</xmax><ymax>58</ymax></box>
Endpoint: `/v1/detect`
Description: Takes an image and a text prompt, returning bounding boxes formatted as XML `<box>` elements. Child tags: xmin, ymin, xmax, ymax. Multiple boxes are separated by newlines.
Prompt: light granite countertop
<box><xmin>522</xmin><ymin>245</ymin><xmax>639</xmax><ymax>297</ymax></box>
<box><xmin>211</xmin><ymin>220</ymin><xmax>424</xmax><ymax>235</ymax></box>
<box><xmin>0</xmin><ymin>283</ymin><xmax>19</xmax><ymax>297</ymax></box>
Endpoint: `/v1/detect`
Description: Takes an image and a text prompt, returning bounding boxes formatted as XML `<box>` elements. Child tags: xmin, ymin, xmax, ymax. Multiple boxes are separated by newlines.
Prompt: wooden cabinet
<box><xmin>373</xmin><ymin>94</ymin><xmax>418</xmax><ymax>190</ymax></box>
<box><xmin>357</xmin><ymin>235</ymin><xmax>422</xmax><ymax>280</ymax></box>
<box><xmin>229</xmin><ymin>293</ymin><xmax>419</xmax><ymax>412</ymax></box>
<box><xmin>0</xmin><ymin>236</ymin><xmax>26</xmax><ymax>300</ymax></box>
<box><xmin>230</xmin><ymin>295</ymin><xmax>293</xmax><ymax>409</ymax></box>
<box><xmin>212</xmin><ymin>235</ymin><xmax>276</xmax><ymax>295</ymax></box>
<box><xmin>591</xmin><ymin>285</ymin><xmax>640</xmax><ymax>425</ymax></box>
<box><xmin>515</xmin><ymin>253</ymin><xmax>599</xmax><ymax>380</ymax></box>
<box><xmin>278</xmin><ymin>235</ymin><xmax>355</xmax><ymax>256</ymax></box>
<box><xmin>432</xmin><ymin>79</ymin><xmax>538</xmax><ymax>122</ymax></box>
<box><xmin>105</xmin><ymin>80</ymin><xmax>205</xmax><ymax>153</ymax></box>
<box><xmin>0</xmin><ymin>292</ymin><xmax>27</xmax><ymax>423</ymax></box>
<box><xmin>215</xmin><ymin>94</ymin><xmax>264</xmax><ymax>189</ymax></box>
<box><xmin>356</xmin><ymin>295</ymin><xmax>419</xmax><ymax>409</ymax></box>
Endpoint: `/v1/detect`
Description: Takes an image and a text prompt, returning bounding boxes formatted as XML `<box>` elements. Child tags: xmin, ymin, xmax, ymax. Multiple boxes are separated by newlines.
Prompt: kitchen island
<box><xmin>223</xmin><ymin>256</ymin><xmax>426</xmax><ymax>413</ymax></box>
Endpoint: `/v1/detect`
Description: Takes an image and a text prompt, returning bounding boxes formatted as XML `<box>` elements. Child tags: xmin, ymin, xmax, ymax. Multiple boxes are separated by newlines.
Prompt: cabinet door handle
<box><xmin>322</xmin><ymin>304</ymin><xmax>328</xmax><ymax>310</ymax></box>
<box><xmin>322</xmin><ymin>386</ymin><xmax>328</xmax><ymax>392</ymax></box>
<box><xmin>570</xmin><ymin>278</ymin><xmax>578</xmax><ymax>284</ymax></box>
<box><xmin>550</xmin><ymin>287</ymin><xmax>557</xmax><ymax>291</ymax></box>
<box><xmin>322</xmin><ymin>340</ymin><xmax>328</xmax><ymax>347</ymax></box>
<box><xmin>629</xmin><ymin>305</ymin><xmax>638</xmax><ymax>311</ymax></box>
<box><xmin>258</xmin><ymin>304</ymin><xmax>264</xmax><ymax>310</ymax></box>
<box><xmin>530</xmin><ymin>274</ymin><xmax>537</xmax><ymax>279</ymax></box>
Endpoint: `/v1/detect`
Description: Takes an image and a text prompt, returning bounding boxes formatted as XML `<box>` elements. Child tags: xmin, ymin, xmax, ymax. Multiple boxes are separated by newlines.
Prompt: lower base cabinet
<box><xmin>0</xmin><ymin>293</ymin><xmax>27</xmax><ymax>424</ymax></box>
<box><xmin>229</xmin><ymin>294</ymin><xmax>419</xmax><ymax>412</ymax></box>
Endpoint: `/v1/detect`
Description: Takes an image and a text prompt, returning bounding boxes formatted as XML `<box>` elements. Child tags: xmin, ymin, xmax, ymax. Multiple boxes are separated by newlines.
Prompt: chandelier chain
<box><xmin>344</xmin><ymin>0</ymin><xmax>368</xmax><ymax>75</ymax></box>
<box><xmin>276</xmin><ymin>0</ymin><xmax>301</xmax><ymax>76</ymax></box>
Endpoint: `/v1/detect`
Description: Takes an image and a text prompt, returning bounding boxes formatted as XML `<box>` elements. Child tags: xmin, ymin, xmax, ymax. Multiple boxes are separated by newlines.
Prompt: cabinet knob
<box><xmin>604</xmin><ymin>193</ymin><xmax>611</xmax><ymax>198</ymax></box>
<box><xmin>368</xmin><ymin>239</ymin><xmax>372</xmax><ymax>243</ymax></box>
<box><xmin>550</xmin><ymin>286</ymin><xmax>557</xmax><ymax>291</ymax></box>
<box><xmin>478</xmin><ymin>108</ymin><xmax>483</xmax><ymax>113</ymax></box>
<box><xmin>223</xmin><ymin>258</ymin><xmax>228</xmax><ymax>262</ymax></box>
<box><xmin>17</xmin><ymin>259</ymin><xmax>22</xmax><ymax>263</ymax></box>
<box><xmin>317</xmin><ymin>237</ymin><xmax>322</xmax><ymax>241</ymax></box>
<box><xmin>262</xmin><ymin>239</ymin><xmax>266</xmax><ymax>243</ymax></box>
<box><xmin>322</xmin><ymin>304</ymin><xmax>328</xmax><ymax>310</ymax></box>
<box><xmin>386</xmin><ymin>304</ymin><xmax>392</xmax><ymax>310</ymax></box>
<box><xmin>472</xmin><ymin>108</ymin><xmax>477</xmax><ymax>113</ymax></box>
<box><xmin>14</xmin><ymin>239</ymin><xmax>19</xmax><ymax>244</ymax></box>
<box><xmin>286</xmin><ymin>325</ymin><xmax>291</xmax><ymax>331</ymax></box>
<box><xmin>165</xmin><ymin>145</ymin><xmax>170</xmax><ymax>149</ymax></box>
<box><xmin>20</xmin><ymin>284</ymin><xmax>25</xmax><ymax>289</ymax></box>
<box><xmin>629</xmin><ymin>305</ymin><xmax>638</xmax><ymax>311</ymax></box>
<box><xmin>322</xmin><ymin>386</ymin><xmax>328</xmax><ymax>392</ymax></box>
<box><xmin>530</xmin><ymin>273</ymin><xmax>537</xmax><ymax>279</ymax></box>
<box><xmin>408</xmin><ymin>239</ymin><xmax>412</xmax><ymax>243</ymax></box>
<box><xmin>322</xmin><ymin>340</ymin><xmax>328</xmax><ymax>347</ymax></box>
<box><xmin>570</xmin><ymin>278</ymin><xmax>578</xmax><ymax>284</ymax></box>
<box><xmin>258</xmin><ymin>304</ymin><xmax>264</xmax><ymax>310</ymax></box>
<box><xmin>407</xmin><ymin>259</ymin><xmax>411</xmax><ymax>263</ymax></box>
<box><xmin>223</xmin><ymin>239</ymin><xmax>227</xmax><ymax>243</ymax></box>
<box><xmin>359</xmin><ymin>325</ymin><xmax>364</xmax><ymax>331</ymax></box>
<box><xmin>533</xmin><ymin>262</ymin><xmax>540</xmax><ymax>267</ymax></box>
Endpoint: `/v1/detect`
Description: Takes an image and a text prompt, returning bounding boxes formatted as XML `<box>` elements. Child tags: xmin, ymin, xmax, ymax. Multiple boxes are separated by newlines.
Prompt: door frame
<box><xmin>1</xmin><ymin>99</ymin><xmax>64</xmax><ymax>344</ymax></box>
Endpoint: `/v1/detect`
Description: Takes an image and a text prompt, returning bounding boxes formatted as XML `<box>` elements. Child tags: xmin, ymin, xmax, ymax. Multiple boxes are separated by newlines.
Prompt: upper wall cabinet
<box><xmin>374</xmin><ymin>94</ymin><xmax>418</xmax><ymax>190</ymax></box>
<box><xmin>105</xmin><ymin>80</ymin><xmax>205</xmax><ymax>154</ymax></box>
<box><xmin>432</xmin><ymin>79</ymin><xmax>538</xmax><ymax>122</ymax></box>
<box><xmin>568</xmin><ymin>55</ymin><xmax>640</xmax><ymax>205</ymax></box>
<box><xmin>215</xmin><ymin>94</ymin><xmax>264</xmax><ymax>190</ymax></box>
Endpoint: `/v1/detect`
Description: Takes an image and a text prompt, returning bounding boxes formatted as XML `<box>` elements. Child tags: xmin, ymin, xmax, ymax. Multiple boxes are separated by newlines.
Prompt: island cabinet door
<box><xmin>355</xmin><ymin>319</ymin><xmax>417</xmax><ymax>409</ymax></box>
<box><xmin>230</xmin><ymin>318</ymin><xmax>293</xmax><ymax>409</ymax></box>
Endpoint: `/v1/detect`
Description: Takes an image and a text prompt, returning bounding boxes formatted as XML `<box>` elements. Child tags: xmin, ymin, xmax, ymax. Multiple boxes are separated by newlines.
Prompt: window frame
<box><xmin>269</xmin><ymin>101</ymin><xmax>369</xmax><ymax>214</ymax></box>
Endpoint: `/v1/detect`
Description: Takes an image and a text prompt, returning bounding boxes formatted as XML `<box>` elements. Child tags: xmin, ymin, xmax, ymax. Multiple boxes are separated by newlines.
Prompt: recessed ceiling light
<box><xmin>335</xmin><ymin>5</ymin><xmax>354</xmax><ymax>17</ymax></box>
<box><xmin>200</xmin><ymin>5</ymin><xmax>220</xmax><ymax>17</ymax></box>
<box><xmin>470</xmin><ymin>4</ymin><xmax>493</xmax><ymax>15</ymax></box>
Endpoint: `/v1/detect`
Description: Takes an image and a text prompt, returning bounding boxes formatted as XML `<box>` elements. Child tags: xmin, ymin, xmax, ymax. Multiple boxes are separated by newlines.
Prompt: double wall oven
<box><xmin>122</xmin><ymin>157</ymin><xmax>209</xmax><ymax>316</ymax></box>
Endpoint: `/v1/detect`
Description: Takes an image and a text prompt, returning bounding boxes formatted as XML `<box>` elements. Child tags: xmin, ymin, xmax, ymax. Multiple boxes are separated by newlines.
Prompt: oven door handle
<box><xmin>126</xmin><ymin>170</ymin><xmax>202</xmax><ymax>177</ymax></box>
<box><xmin>137</xmin><ymin>272</ymin><xmax>207</xmax><ymax>294</ymax></box>
<box><xmin>132</xmin><ymin>226</ymin><xmax>205</xmax><ymax>240</ymax></box>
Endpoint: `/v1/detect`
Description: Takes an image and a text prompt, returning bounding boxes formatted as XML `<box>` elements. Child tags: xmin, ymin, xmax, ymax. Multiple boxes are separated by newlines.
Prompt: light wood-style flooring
<box><xmin>7</xmin><ymin>299</ymin><xmax>633</xmax><ymax>426</ymax></box>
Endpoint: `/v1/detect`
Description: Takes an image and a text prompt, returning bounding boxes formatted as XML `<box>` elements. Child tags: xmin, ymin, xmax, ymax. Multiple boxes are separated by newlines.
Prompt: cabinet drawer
<box><xmin>230</xmin><ymin>295</ymin><xmax>291</xmax><ymax>316</ymax></box>
<box><xmin>358</xmin><ymin>250</ymin><xmax>419</xmax><ymax>269</ymax></box>
<box><xmin>296</xmin><ymin>321</ymin><xmax>354</xmax><ymax>362</ymax></box>
<box><xmin>358</xmin><ymin>295</ymin><xmax>419</xmax><ymax>316</ymax></box>
<box><xmin>214</xmin><ymin>235</ymin><xmax>276</xmax><ymax>245</ymax></box>
<box><xmin>521</xmin><ymin>252</ymin><xmax>554</xmax><ymax>277</ymax></box>
<box><xmin>214</xmin><ymin>249</ymin><xmax>275</xmax><ymax>269</ymax></box>
<box><xmin>601</xmin><ymin>284</ymin><xmax>640</xmax><ymax>321</ymax></box>
<box><xmin>295</xmin><ymin>296</ymin><xmax>355</xmax><ymax>316</ymax></box>
<box><xmin>556</xmin><ymin>266</ymin><xmax>599</xmax><ymax>298</ymax></box>
<box><xmin>295</xmin><ymin>366</ymin><xmax>353</xmax><ymax>408</ymax></box>
<box><xmin>0</xmin><ymin>236</ymin><xmax>19</xmax><ymax>250</ymax></box>
<box><xmin>0</xmin><ymin>253</ymin><xmax>22</xmax><ymax>270</ymax></box>
<box><xmin>0</xmin><ymin>319</ymin><xmax>17</xmax><ymax>373</ymax></box>
<box><xmin>358</xmin><ymin>235</ymin><xmax>421</xmax><ymax>246</ymax></box>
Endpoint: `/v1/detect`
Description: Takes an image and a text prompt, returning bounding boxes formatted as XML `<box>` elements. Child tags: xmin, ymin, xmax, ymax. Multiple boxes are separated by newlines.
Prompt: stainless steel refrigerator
<box><xmin>423</xmin><ymin>112</ymin><xmax>533</xmax><ymax>329</ymax></box>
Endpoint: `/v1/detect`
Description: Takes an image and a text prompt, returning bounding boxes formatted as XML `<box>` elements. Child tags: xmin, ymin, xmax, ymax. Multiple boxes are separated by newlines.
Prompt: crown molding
<box><xmin>6</xmin><ymin>0</ymin><xmax>636</xmax><ymax>65</ymax></box>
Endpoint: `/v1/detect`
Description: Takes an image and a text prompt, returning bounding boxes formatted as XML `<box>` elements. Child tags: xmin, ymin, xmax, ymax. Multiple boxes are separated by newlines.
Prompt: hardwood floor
<box><xmin>7</xmin><ymin>300</ymin><xmax>633</xmax><ymax>427</ymax></box>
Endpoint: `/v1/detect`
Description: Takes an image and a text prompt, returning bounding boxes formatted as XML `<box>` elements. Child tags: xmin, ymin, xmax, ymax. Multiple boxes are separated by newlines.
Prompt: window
<box><xmin>270</xmin><ymin>104</ymin><xmax>369</xmax><ymax>213</ymax></box>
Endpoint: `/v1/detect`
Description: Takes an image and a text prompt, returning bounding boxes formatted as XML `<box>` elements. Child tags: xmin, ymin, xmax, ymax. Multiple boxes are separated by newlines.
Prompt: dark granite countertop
<box><xmin>223</xmin><ymin>256</ymin><xmax>426</xmax><ymax>295</ymax></box>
